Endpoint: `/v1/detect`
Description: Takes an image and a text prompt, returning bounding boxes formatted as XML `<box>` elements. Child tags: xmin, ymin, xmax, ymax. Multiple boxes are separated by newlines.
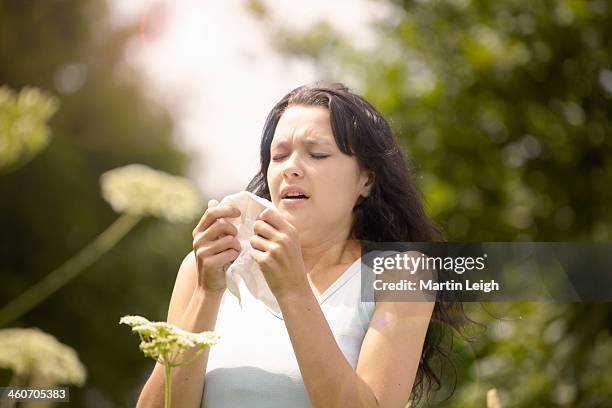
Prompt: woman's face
<box><xmin>267</xmin><ymin>105</ymin><xmax>372</xmax><ymax>244</ymax></box>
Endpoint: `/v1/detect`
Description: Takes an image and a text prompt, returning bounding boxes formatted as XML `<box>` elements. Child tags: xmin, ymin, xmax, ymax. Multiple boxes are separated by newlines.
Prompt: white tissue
<box><xmin>218</xmin><ymin>191</ymin><xmax>281</xmax><ymax>314</ymax></box>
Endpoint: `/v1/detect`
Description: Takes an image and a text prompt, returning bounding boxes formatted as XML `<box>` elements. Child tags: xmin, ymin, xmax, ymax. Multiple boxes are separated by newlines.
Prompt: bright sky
<box><xmin>109</xmin><ymin>0</ymin><xmax>388</xmax><ymax>199</ymax></box>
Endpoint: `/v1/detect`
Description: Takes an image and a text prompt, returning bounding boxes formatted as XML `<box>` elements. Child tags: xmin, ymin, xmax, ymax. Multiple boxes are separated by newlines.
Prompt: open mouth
<box><xmin>280</xmin><ymin>190</ymin><xmax>310</xmax><ymax>206</ymax></box>
<box><xmin>280</xmin><ymin>187</ymin><xmax>310</xmax><ymax>205</ymax></box>
<box><xmin>282</xmin><ymin>194</ymin><xmax>309</xmax><ymax>200</ymax></box>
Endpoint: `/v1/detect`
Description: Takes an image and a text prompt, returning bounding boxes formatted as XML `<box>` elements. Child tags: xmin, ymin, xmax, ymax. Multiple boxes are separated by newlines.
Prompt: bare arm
<box><xmin>136</xmin><ymin>252</ymin><xmax>223</xmax><ymax>408</ymax></box>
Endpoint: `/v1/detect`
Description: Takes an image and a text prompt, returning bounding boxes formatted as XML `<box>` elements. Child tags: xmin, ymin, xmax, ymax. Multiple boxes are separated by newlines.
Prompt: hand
<box><xmin>249</xmin><ymin>207</ymin><xmax>308</xmax><ymax>300</ymax></box>
<box><xmin>192</xmin><ymin>199</ymin><xmax>241</xmax><ymax>293</ymax></box>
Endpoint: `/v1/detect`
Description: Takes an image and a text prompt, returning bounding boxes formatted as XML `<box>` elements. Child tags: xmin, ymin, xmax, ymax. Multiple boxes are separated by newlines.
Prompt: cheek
<box><xmin>317</xmin><ymin>171</ymin><xmax>360</xmax><ymax>209</ymax></box>
<box><xmin>267</xmin><ymin>166</ymin><xmax>280</xmax><ymax>195</ymax></box>
<box><xmin>324</xmin><ymin>165</ymin><xmax>360</xmax><ymax>194</ymax></box>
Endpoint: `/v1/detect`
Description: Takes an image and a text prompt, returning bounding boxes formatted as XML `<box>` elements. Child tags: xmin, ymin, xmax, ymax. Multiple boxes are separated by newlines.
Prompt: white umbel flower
<box><xmin>100</xmin><ymin>164</ymin><xmax>204</xmax><ymax>223</ymax></box>
<box><xmin>119</xmin><ymin>315</ymin><xmax>219</xmax><ymax>366</ymax></box>
<box><xmin>0</xmin><ymin>328</ymin><xmax>86</xmax><ymax>386</ymax></box>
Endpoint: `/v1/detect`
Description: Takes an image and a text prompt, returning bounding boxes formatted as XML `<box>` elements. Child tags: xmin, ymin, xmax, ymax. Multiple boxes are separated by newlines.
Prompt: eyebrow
<box><xmin>272</xmin><ymin>137</ymin><xmax>333</xmax><ymax>149</ymax></box>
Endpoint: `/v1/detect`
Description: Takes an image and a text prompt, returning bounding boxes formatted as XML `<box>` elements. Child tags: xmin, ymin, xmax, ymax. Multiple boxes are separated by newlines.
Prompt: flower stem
<box><xmin>0</xmin><ymin>214</ymin><xmax>141</xmax><ymax>327</ymax></box>
<box><xmin>164</xmin><ymin>357</ymin><xmax>172</xmax><ymax>408</ymax></box>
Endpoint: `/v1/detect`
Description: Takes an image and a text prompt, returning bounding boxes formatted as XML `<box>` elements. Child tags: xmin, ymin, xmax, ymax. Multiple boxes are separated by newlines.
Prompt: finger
<box><xmin>212</xmin><ymin>248</ymin><xmax>240</xmax><ymax>267</ymax></box>
<box><xmin>196</xmin><ymin>235</ymin><xmax>241</xmax><ymax>258</ymax></box>
<box><xmin>211</xmin><ymin>235</ymin><xmax>241</xmax><ymax>254</ymax></box>
<box><xmin>252</xmin><ymin>219</ymin><xmax>279</xmax><ymax>240</ymax></box>
<box><xmin>249</xmin><ymin>234</ymin><xmax>271</xmax><ymax>252</ymax></box>
<box><xmin>249</xmin><ymin>246</ymin><xmax>270</xmax><ymax>267</ymax></box>
<box><xmin>194</xmin><ymin>227</ymin><xmax>241</xmax><ymax>251</ymax></box>
<box><xmin>257</xmin><ymin>208</ymin><xmax>288</xmax><ymax>232</ymax></box>
<box><xmin>206</xmin><ymin>218</ymin><xmax>239</xmax><ymax>240</ymax></box>
<box><xmin>193</xmin><ymin>199</ymin><xmax>219</xmax><ymax>233</ymax></box>
<box><xmin>193</xmin><ymin>204</ymin><xmax>240</xmax><ymax>234</ymax></box>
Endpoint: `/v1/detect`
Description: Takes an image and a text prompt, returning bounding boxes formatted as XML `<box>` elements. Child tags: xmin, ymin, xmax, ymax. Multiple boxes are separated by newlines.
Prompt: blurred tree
<box><xmin>0</xmin><ymin>1</ymin><xmax>198</xmax><ymax>406</ymax></box>
<box><xmin>247</xmin><ymin>0</ymin><xmax>612</xmax><ymax>406</ymax></box>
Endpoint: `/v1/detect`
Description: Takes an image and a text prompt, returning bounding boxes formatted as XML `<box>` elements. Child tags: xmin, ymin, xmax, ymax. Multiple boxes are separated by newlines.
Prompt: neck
<box><xmin>300</xmin><ymin>228</ymin><xmax>360</xmax><ymax>276</ymax></box>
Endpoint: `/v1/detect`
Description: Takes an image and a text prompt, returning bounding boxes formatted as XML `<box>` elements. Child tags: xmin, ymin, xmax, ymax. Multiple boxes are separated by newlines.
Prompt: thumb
<box><xmin>208</xmin><ymin>199</ymin><xmax>219</xmax><ymax>208</ymax></box>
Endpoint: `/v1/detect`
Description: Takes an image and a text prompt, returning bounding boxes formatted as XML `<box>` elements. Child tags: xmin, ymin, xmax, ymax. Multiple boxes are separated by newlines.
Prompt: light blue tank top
<box><xmin>202</xmin><ymin>257</ymin><xmax>375</xmax><ymax>407</ymax></box>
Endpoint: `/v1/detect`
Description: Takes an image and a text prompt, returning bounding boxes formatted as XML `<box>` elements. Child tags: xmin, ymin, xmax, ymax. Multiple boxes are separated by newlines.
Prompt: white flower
<box><xmin>100</xmin><ymin>164</ymin><xmax>204</xmax><ymax>223</ymax></box>
<box><xmin>0</xmin><ymin>86</ymin><xmax>59</xmax><ymax>171</ymax></box>
<box><xmin>119</xmin><ymin>315</ymin><xmax>219</xmax><ymax>366</ymax></box>
<box><xmin>0</xmin><ymin>328</ymin><xmax>86</xmax><ymax>386</ymax></box>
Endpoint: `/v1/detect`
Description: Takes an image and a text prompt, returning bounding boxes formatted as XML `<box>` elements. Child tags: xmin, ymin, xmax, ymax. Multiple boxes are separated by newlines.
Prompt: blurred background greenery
<box><xmin>1</xmin><ymin>0</ymin><xmax>611</xmax><ymax>406</ymax></box>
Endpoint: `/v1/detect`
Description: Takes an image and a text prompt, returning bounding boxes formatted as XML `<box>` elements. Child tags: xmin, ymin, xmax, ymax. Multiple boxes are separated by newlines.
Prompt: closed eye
<box><xmin>271</xmin><ymin>153</ymin><xmax>329</xmax><ymax>161</ymax></box>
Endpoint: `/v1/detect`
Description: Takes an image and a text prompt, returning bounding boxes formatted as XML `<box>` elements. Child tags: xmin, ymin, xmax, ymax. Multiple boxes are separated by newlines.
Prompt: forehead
<box><xmin>271</xmin><ymin>105</ymin><xmax>335</xmax><ymax>148</ymax></box>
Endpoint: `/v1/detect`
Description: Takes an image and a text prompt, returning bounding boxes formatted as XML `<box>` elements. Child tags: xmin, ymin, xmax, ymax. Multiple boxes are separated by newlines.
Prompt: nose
<box><xmin>282</xmin><ymin>152</ymin><xmax>304</xmax><ymax>179</ymax></box>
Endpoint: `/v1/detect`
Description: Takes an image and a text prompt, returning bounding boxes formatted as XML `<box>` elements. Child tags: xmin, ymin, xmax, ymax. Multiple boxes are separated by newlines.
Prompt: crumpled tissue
<box><xmin>219</xmin><ymin>191</ymin><xmax>280</xmax><ymax>314</ymax></box>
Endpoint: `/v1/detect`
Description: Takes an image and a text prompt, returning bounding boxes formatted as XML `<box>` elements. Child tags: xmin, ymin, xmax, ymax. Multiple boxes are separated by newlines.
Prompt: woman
<box><xmin>137</xmin><ymin>82</ymin><xmax>466</xmax><ymax>407</ymax></box>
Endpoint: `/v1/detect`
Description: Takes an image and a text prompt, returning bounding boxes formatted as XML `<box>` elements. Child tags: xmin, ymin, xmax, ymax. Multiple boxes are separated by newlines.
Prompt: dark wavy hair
<box><xmin>246</xmin><ymin>82</ymin><xmax>470</xmax><ymax>406</ymax></box>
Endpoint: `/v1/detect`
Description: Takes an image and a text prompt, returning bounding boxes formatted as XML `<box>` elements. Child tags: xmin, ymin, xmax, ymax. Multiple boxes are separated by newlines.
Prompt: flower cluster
<box><xmin>119</xmin><ymin>315</ymin><xmax>219</xmax><ymax>366</ymax></box>
<box><xmin>0</xmin><ymin>86</ymin><xmax>59</xmax><ymax>172</ymax></box>
<box><xmin>100</xmin><ymin>164</ymin><xmax>204</xmax><ymax>223</ymax></box>
<box><xmin>0</xmin><ymin>328</ymin><xmax>86</xmax><ymax>386</ymax></box>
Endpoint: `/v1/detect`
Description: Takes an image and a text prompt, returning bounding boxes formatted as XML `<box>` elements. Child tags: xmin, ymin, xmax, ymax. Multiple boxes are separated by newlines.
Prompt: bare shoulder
<box><xmin>166</xmin><ymin>251</ymin><xmax>198</xmax><ymax>325</ymax></box>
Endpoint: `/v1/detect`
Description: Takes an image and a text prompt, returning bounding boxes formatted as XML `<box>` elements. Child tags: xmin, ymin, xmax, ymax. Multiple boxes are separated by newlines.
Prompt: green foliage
<box><xmin>256</xmin><ymin>0</ymin><xmax>612</xmax><ymax>406</ymax></box>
